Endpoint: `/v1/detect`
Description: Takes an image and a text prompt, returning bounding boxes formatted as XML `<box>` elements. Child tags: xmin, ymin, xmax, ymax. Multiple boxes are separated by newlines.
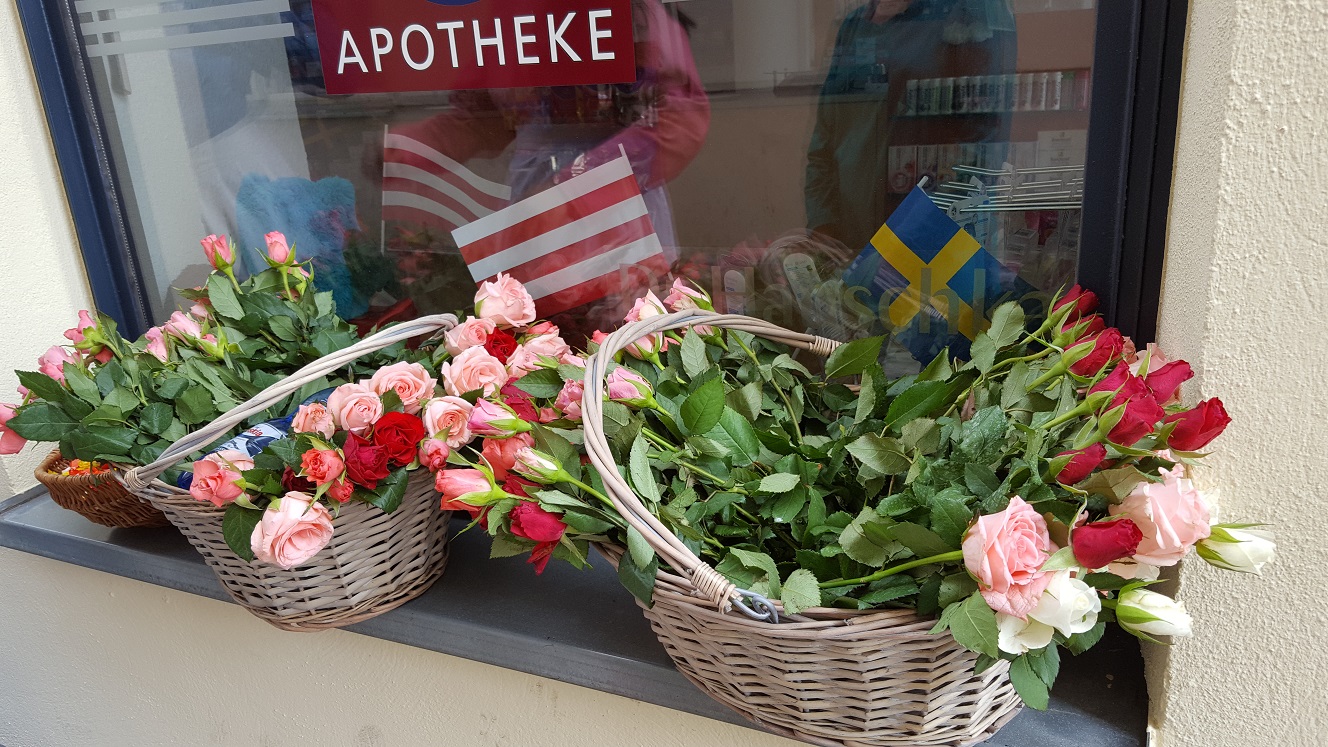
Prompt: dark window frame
<box><xmin>17</xmin><ymin>0</ymin><xmax>1186</xmax><ymax>343</ymax></box>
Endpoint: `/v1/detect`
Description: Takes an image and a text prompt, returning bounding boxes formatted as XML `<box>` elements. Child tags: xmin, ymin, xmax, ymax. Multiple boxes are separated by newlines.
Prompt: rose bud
<box><xmin>508</xmin><ymin>501</ymin><xmax>568</xmax><ymax>574</ymax></box>
<box><xmin>200</xmin><ymin>234</ymin><xmax>235</xmax><ymax>271</ymax></box>
<box><xmin>606</xmin><ymin>367</ymin><xmax>656</xmax><ymax>409</ymax></box>
<box><xmin>1055</xmin><ymin>443</ymin><xmax>1107</xmax><ymax>485</ymax></box>
<box><xmin>1071</xmin><ymin>519</ymin><xmax>1144</xmax><ymax>569</ymax></box>
<box><xmin>189</xmin><ymin>450</ymin><xmax>254</xmax><ymax>507</ymax></box>
<box><xmin>511</xmin><ymin>446</ymin><xmax>571</xmax><ymax>484</ymax></box>
<box><xmin>163</xmin><ymin>310</ymin><xmax>203</xmax><ymax>342</ymax></box>
<box><xmin>622</xmin><ymin>291</ymin><xmax>668</xmax><ymax>360</ymax></box>
<box><xmin>1163</xmin><ymin>398</ymin><xmax>1231</xmax><ymax>452</ymax></box>
<box><xmin>1196</xmin><ymin>525</ymin><xmax>1276</xmax><ymax>575</ymax></box>
<box><xmin>299</xmin><ymin>448</ymin><xmax>345</xmax><ymax>487</ymax></box>
<box><xmin>468</xmin><ymin>398</ymin><xmax>533</xmax><ymax>438</ymax></box>
<box><xmin>1059</xmin><ymin>314</ymin><xmax>1105</xmax><ymax>346</ymax></box>
<box><xmin>418</xmin><ymin>438</ymin><xmax>451</xmax><ymax>472</ymax></box>
<box><xmin>144</xmin><ymin>326</ymin><xmax>169</xmax><ymax>363</ymax></box>
<box><xmin>264</xmin><ymin>231</ymin><xmax>293</xmax><ymax>265</ymax></box>
<box><xmin>1069</xmin><ymin>328</ymin><xmax>1126</xmax><ymax>376</ymax></box>
<box><xmin>1144</xmin><ymin>360</ymin><xmax>1193</xmax><ymax>405</ymax></box>
<box><xmin>435</xmin><ymin>468</ymin><xmax>501</xmax><ymax>511</ymax></box>
<box><xmin>1054</xmin><ymin>284</ymin><xmax>1099</xmax><ymax>321</ymax></box>
<box><xmin>1091</xmin><ymin>365</ymin><xmax>1165</xmax><ymax>446</ymax></box>
<box><xmin>37</xmin><ymin>345</ymin><xmax>78</xmax><ymax>385</ymax></box>
<box><xmin>326</xmin><ymin>477</ymin><xmax>354</xmax><ymax>504</ymax></box>
<box><xmin>0</xmin><ymin>403</ymin><xmax>28</xmax><ymax>455</ymax></box>
<box><xmin>1116</xmin><ymin>588</ymin><xmax>1193</xmax><ymax>639</ymax></box>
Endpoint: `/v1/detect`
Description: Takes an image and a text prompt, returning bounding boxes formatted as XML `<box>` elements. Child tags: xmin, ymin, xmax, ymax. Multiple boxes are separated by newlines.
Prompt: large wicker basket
<box><xmin>581</xmin><ymin>311</ymin><xmax>1023</xmax><ymax>747</ymax></box>
<box><xmin>34</xmin><ymin>449</ymin><xmax>170</xmax><ymax>528</ymax></box>
<box><xmin>119</xmin><ymin>315</ymin><xmax>457</xmax><ymax>631</ymax></box>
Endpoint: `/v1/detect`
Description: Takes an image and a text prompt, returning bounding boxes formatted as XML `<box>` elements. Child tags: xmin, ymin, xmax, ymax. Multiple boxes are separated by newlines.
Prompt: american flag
<box><xmin>381</xmin><ymin>131</ymin><xmax>512</xmax><ymax>232</ymax></box>
<box><xmin>450</xmin><ymin>153</ymin><xmax>668</xmax><ymax>316</ymax></box>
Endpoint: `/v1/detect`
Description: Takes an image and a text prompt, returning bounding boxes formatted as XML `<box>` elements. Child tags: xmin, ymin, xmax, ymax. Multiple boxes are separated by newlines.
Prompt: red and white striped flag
<box><xmin>381</xmin><ymin>131</ymin><xmax>512</xmax><ymax>232</ymax></box>
<box><xmin>450</xmin><ymin>154</ymin><xmax>668</xmax><ymax>315</ymax></box>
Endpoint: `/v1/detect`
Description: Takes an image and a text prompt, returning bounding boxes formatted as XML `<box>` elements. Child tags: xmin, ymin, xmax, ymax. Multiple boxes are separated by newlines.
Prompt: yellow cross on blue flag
<box><xmin>841</xmin><ymin>186</ymin><xmax>1033</xmax><ymax>362</ymax></box>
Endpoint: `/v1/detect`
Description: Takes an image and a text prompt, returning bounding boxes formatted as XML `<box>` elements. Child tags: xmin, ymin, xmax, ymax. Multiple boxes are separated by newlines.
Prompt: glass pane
<box><xmin>75</xmin><ymin>0</ymin><xmax>1097</xmax><ymax>371</ymax></box>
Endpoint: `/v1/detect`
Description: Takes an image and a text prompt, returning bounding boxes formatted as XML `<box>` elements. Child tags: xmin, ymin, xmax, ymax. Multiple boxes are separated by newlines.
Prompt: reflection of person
<box><xmin>805</xmin><ymin>0</ymin><xmax>1014</xmax><ymax>251</ymax></box>
<box><xmin>391</xmin><ymin>0</ymin><xmax>708</xmax><ymax>257</ymax></box>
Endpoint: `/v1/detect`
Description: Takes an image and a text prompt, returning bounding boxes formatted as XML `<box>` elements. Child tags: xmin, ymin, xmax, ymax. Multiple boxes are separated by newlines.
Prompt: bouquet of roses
<box><xmin>0</xmin><ymin>232</ymin><xmax>368</xmax><ymax>474</ymax></box>
<box><xmin>439</xmin><ymin>279</ymin><xmax>1275</xmax><ymax>709</ymax></box>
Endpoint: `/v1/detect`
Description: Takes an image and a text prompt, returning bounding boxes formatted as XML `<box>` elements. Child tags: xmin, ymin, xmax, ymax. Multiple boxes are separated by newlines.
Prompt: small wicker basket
<box><xmin>119</xmin><ymin>315</ymin><xmax>458</xmax><ymax>631</ymax></box>
<box><xmin>581</xmin><ymin>310</ymin><xmax>1023</xmax><ymax>747</ymax></box>
<box><xmin>34</xmin><ymin>449</ymin><xmax>169</xmax><ymax>528</ymax></box>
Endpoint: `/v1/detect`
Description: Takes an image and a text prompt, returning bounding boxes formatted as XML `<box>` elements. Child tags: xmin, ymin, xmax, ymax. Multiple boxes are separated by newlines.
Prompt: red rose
<box><xmin>327</xmin><ymin>477</ymin><xmax>354</xmax><ymax>503</ymax></box>
<box><xmin>1164</xmin><ymin>398</ymin><xmax>1231</xmax><ymax>452</ymax></box>
<box><xmin>484</xmin><ymin>329</ymin><xmax>519</xmax><ymax>363</ymax></box>
<box><xmin>1091</xmin><ymin>365</ymin><xmax>1165</xmax><ymax>445</ymax></box>
<box><xmin>1070</xmin><ymin>328</ymin><xmax>1126</xmax><ymax>376</ymax></box>
<box><xmin>1144</xmin><ymin>360</ymin><xmax>1193</xmax><ymax>404</ymax></box>
<box><xmin>528</xmin><ymin>542</ymin><xmax>557</xmax><ymax>574</ymax></box>
<box><xmin>1062</xmin><ymin>314</ymin><xmax>1105</xmax><ymax>345</ymax></box>
<box><xmin>502</xmin><ymin>475</ymin><xmax>536</xmax><ymax>498</ymax></box>
<box><xmin>373</xmin><ymin>411</ymin><xmax>427</xmax><ymax>467</ymax></box>
<box><xmin>282</xmin><ymin>467</ymin><xmax>315</xmax><ymax>493</ymax></box>
<box><xmin>1054</xmin><ymin>284</ymin><xmax>1099</xmax><ymax>320</ymax></box>
<box><xmin>509</xmin><ymin>500</ymin><xmax>566</xmax><ymax>543</ymax></box>
<box><xmin>1055</xmin><ymin>443</ymin><xmax>1107</xmax><ymax>485</ymax></box>
<box><xmin>343</xmin><ymin>432</ymin><xmax>390</xmax><ymax>488</ymax></box>
<box><xmin>1071</xmin><ymin>519</ymin><xmax>1143</xmax><ymax>569</ymax></box>
<box><xmin>500</xmin><ymin>384</ymin><xmax>539</xmax><ymax>422</ymax></box>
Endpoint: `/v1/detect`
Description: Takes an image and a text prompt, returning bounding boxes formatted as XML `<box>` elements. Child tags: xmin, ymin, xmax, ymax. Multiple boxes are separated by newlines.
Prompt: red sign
<box><xmin>310</xmin><ymin>0</ymin><xmax>638</xmax><ymax>95</ymax></box>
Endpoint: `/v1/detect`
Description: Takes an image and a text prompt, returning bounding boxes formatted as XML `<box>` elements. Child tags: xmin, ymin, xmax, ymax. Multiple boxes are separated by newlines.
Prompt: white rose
<box><xmin>1196</xmin><ymin>526</ymin><xmax>1276</xmax><ymax>575</ymax></box>
<box><xmin>996</xmin><ymin>613</ymin><xmax>1055</xmax><ymax>655</ymax></box>
<box><xmin>1116</xmin><ymin>588</ymin><xmax>1193</xmax><ymax>639</ymax></box>
<box><xmin>1106</xmin><ymin>560</ymin><xmax>1161</xmax><ymax>582</ymax></box>
<box><xmin>1028</xmin><ymin>571</ymin><xmax>1102</xmax><ymax>637</ymax></box>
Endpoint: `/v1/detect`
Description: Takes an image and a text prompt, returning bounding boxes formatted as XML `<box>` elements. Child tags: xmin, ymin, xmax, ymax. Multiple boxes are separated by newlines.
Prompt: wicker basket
<box><xmin>581</xmin><ymin>311</ymin><xmax>1023</xmax><ymax>747</ymax></box>
<box><xmin>119</xmin><ymin>315</ymin><xmax>458</xmax><ymax>631</ymax></box>
<box><xmin>34</xmin><ymin>449</ymin><xmax>170</xmax><ymax>528</ymax></box>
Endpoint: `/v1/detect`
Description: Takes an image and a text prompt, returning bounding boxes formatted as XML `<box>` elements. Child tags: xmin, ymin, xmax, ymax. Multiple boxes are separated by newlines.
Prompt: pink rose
<box><xmin>538</xmin><ymin>407</ymin><xmax>559</xmax><ymax>423</ymax></box>
<box><xmin>38</xmin><ymin>346</ymin><xmax>77</xmax><ymax>384</ymax></box>
<box><xmin>506</xmin><ymin>334</ymin><xmax>568</xmax><ymax>377</ymax></box>
<box><xmin>622</xmin><ymin>291</ymin><xmax>667</xmax><ymax>359</ymax></box>
<box><xmin>249</xmin><ymin>492</ymin><xmax>335</xmax><ymax>569</ymax></box>
<box><xmin>200</xmin><ymin>234</ymin><xmax>234</xmax><ymax>270</ymax></box>
<box><xmin>163</xmin><ymin>311</ymin><xmax>202</xmax><ymax>342</ymax></box>
<box><xmin>418</xmin><ymin>438</ymin><xmax>451</xmax><ymax>472</ymax></box>
<box><xmin>663</xmin><ymin>279</ymin><xmax>714</xmax><ymax>335</ymax></box>
<box><xmin>554</xmin><ymin>379</ymin><xmax>584</xmax><ymax>422</ymax></box>
<box><xmin>326</xmin><ymin>382</ymin><xmax>384</xmax><ymax>434</ymax></box>
<box><xmin>962</xmin><ymin>495</ymin><xmax>1056</xmax><ymax>619</ymax></box>
<box><xmin>444</xmin><ymin>317</ymin><xmax>497</xmax><ymax>356</ymax></box>
<box><xmin>606</xmin><ymin>367</ymin><xmax>654</xmax><ymax>408</ymax></box>
<box><xmin>527</xmin><ymin>321</ymin><xmax>559</xmax><ymax>336</ymax></box>
<box><xmin>440</xmin><ymin>347</ymin><xmax>509</xmax><ymax>397</ymax></box>
<box><xmin>0</xmin><ymin>403</ymin><xmax>28</xmax><ymax>455</ymax></box>
<box><xmin>436</xmin><ymin>468</ymin><xmax>498</xmax><ymax>508</ymax></box>
<box><xmin>188</xmin><ymin>450</ymin><xmax>255</xmax><ymax>507</ymax></box>
<box><xmin>368</xmin><ymin>361</ymin><xmax>437</xmax><ymax>414</ymax></box>
<box><xmin>190</xmin><ymin>303</ymin><xmax>210</xmax><ymax>319</ymax></box>
<box><xmin>474</xmin><ymin>272</ymin><xmax>536</xmax><ymax>328</ymax></box>
<box><xmin>1110</xmin><ymin>463</ymin><xmax>1212</xmax><ymax>566</ymax></box>
<box><xmin>420</xmin><ymin>396</ymin><xmax>474</xmax><ymax>448</ymax></box>
<box><xmin>264</xmin><ymin>231</ymin><xmax>292</xmax><ymax>264</ymax></box>
<box><xmin>481</xmin><ymin>432</ymin><xmax>534</xmax><ymax>482</ymax></box>
<box><xmin>299</xmin><ymin>448</ymin><xmax>345</xmax><ymax>487</ymax></box>
<box><xmin>561</xmin><ymin>351</ymin><xmax>586</xmax><ymax>367</ymax></box>
<box><xmin>144</xmin><ymin>326</ymin><xmax>169</xmax><ymax>363</ymax></box>
<box><xmin>468</xmin><ymin>398</ymin><xmax>532</xmax><ymax>438</ymax></box>
<box><xmin>290</xmin><ymin>402</ymin><xmax>335</xmax><ymax>438</ymax></box>
<box><xmin>1129</xmin><ymin>342</ymin><xmax>1169</xmax><ymax>377</ymax></box>
<box><xmin>63</xmin><ymin>310</ymin><xmax>96</xmax><ymax>344</ymax></box>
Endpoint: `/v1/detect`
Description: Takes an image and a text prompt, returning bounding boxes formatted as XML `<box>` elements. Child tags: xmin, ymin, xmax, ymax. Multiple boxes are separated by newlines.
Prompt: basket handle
<box><xmin>123</xmin><ymin>313</ymin><xmax>458</xmax><ymax>491</ymax></box>
<box><xmin>581</xmin><ymin>309</ymin><xmax>842</xmax><ymax>621</ymax></box>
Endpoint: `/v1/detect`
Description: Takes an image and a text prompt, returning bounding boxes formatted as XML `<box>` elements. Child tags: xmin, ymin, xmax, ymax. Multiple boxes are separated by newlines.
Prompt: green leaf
<box><xmin>854</xmin><ymin>369</ymin><xmax>878</xmax><ymax>424</ymax></box>
<box><xmin>175</xmin><ymin>386</ymin><xmax>214</xmax><ymax>426</ymax></box>
<box><xmin>728</xmin><ymin>548</ymin><xmax>781</xmax><ymax>596</ymax></box>
<box><xmin>679</xmin><ymin>377</ymin><xmax>725</xmax><ymax>436</ymax></box>
<box><xmin>840</xmin><ymin>508</ymin><xmax>899</xmax><ymax>567</ymax></box>
<box><xmin>938</xmin><ymin>572</ymin><xmax>979</xmax><ymax>608</ymax></box>
<box><xmin>15</xmin><ymin>371</ymin><xmax>78</xmax><ymax>413</ymax></box>
<box><xmin>64</xmin><ymin>425</ymin><xmax>138</xmax><ymax>459</ymax></box>
<box><xmin>222</xmin><ymin>503</ymin><xmax>263</xmax><ymax>562</ymax></box>
<box><xmin>859</xmin><ymin>575</ymin><xmax>919</xmax><ymax>605</ymax></box>
<box><xmin>628</xmin><ymin>435</ymin><xmax>662</xmax><ymax>505</ymax></box>
<box><xmin>265</xmin><ymin>438</ymin><xmax>304</xmax><ymax>469</ymax></box>
<box><xmin>626</xmin><ymin>525</ymin><xmax>656</xmax><ymax>570</ymax></box>
<box><xmin>846</xmin><ymin>433</ymin><xmax>910</xmax><ymax>475</ymax></box>
<box><xmin>64</xmin><ymin>366</ymin><xmax>102</xmax><ymax>405</ymax></box>
<box><xmin>974</xmin><ymin>653</ymin><xmax>1000</xmax><ymax>676</ymax></box>
<box><xmin>884</xmin><ymin>378</ymin><xmax>966</xmax><ymax>430</ymax></box>
<box><xmin>207</xmin><ymin>272</ymin><xmax>245</xmax><ymax>320</ymax></box>
<box><xmin>900</xmin><ymin>418</ymin><xmax>940</xmax><ymax>454</ymax></box>
<box><xmin>969</xmin><ymin>332</ymin><xmax>997</xmax><ymax>373</ymax></box>
<box><xmin>705</xmin><ymin>408</ymin><xmax>761</xmax><ymax>466</ymax></box>
<box><xmin>1040</xmin><ymin>547</ymin><xmax>1081</xmax><ymax>572</ymax></box>
<box><xmin>488</xmin><ymin>534</ymin><xmax>530</xmax><ymax>559</ymax></box>
<box><xmin>942</xmin><ymin>592</ymin><xmax>1000</xmax><ymax>659</ymax></box>
<box><xmin>889</xmin><ymin>522</ymin><xmax>953</xmax><ymax>559</ymax></box>
<box><xmin>824</xmin><ymin>336</ymin><xmax>885</xmax><ymax>379</ymax></box>
<box><xmin>929</xmin><ymin>490</ymin><xmax>973</xmax><ymax>549</ymax></box>
<box><xmin>559</xmin><ymin>510</ymin><xmax>614</xmax><ymax>535</ymax></box>
<box><xmin>680</xmin><ymin>329</ymin><xmax>709</xmax><ymax>379</ymax></box>
<box><xmin>1083</xmin><ymin>573</ymin><xmax>1131</xmax><ymax>591</ymax></box>
<box><xmin>771</xmin><ymin>491</ymin><xmax>807</xmax><ymax>523</ymax></box>
<box><xmin>781</xmin><ymin>568</ymin><xmax>821</xmax><ymax>615</ymax></box>
<box><xmin>725</xmin><ymin>381</ymin><xmax>763</xmax><ymax>421</ymax></box>
<box><xmin>1002</xmin><ymin>360</ymin><xmax>1032</xmax><ymax>410</ymax></box>
<box><xmin>758</xmin><ymin>472</ymin><xmax>801</xmax><ymax>493</ymax></box>
<box><xmin>618</xmin><ymin>553</ymin><xmax>659</xmax><ymax>607</ymax></box>
<box><xmin>512</xmin><ymin>368</ymin><xmax>564</xmax><ymax>398</ymax></box>
<box><xmin>957</xmin><ymin>406</ymin><xmax>1008</xmax><ymax>466</ymax></box>
<box><xmin>1027</xmin><ymin>641</ymin><xmax>1060</xmax><ymax>687</ymax></box>
<box><xmin>964</xmin><ymin>463</ymin><xmax>1001</xmax><ymax>500</ymax></box>
<box><xmin>137</xmin><ymin>402</ymin><xmax>175</xmax><ymax>435</ymax></box>
<box><xmin>1009</xmin><ymin>655</ymin><xmax>1051</xmax><ymax>710</ymax></box>
<box><xmin>269</xmin><ymin>315</ymin><xmax>300</xmax><ymax>342</ymax></box>
<box><xmin>986</xmin><ymin>301</ymin><xmax>1027</xmax><ymax>348</ymax></box>
<box><xmin>102</xmin><ymin>387</ymin><xmax>140</xmax><ymax>415</ymax></box>
<box><xmin>362</xmin><ymin>469</ymin><xmax>408</xmax><ymax>513</ymax></box>
<box><xmin>154</xmin><ymin>375</ymin><xmax>189</xmax><ymax>401</ymax></box>
<box><xmin>1064</xmin><ymin>622</ymin><xmax>1107</xmax><ymax>654</ymax></box>
<box><xmin>916</xmin><ymin>349</ymin><xmax>953</xmax><ymax>382</ymax></box>
<box><xmin>6</xmin><ymin>402</ymin><xmax>78</xmax><ymax>441</ymax></box>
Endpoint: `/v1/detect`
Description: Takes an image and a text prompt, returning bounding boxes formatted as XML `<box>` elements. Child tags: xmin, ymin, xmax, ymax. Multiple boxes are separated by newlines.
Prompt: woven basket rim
<box><xmin>34</xmin><ymin>449</ymin><xmax>131</xmax><ymax>488</ymax></box>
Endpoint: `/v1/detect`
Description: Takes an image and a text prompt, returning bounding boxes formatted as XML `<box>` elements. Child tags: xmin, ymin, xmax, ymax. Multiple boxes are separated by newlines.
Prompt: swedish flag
<box><xmin>841</xmin><ymin>187</ymin><xmax>1031</xmax><ymax>362</ymax></box>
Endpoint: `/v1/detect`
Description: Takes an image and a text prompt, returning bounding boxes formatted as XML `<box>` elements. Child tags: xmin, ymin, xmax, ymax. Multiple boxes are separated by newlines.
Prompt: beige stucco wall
<box><xmin>0</xmin><ymin>5</ymin><xmax>794</xmax><ymax>746</ymax></box>
<box><xmin>1148</xmin><ymin>1</ymin><xmax>1328</xmax><ymax>745</ymax></box>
